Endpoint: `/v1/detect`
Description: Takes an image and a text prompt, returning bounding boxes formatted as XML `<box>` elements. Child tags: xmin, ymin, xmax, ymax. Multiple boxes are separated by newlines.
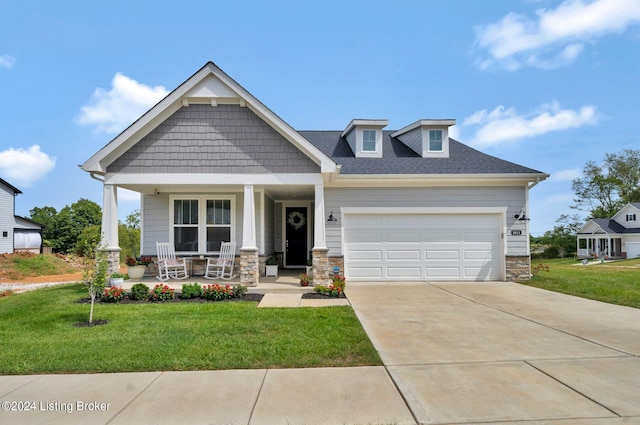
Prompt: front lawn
<box><xmin>521</xmin><ymin>258</ymin><xmax>640</xmax><ymax>309</ymax></box>
<box><xmin>0</xmin><ymin>284</ymin><xmax>381</xmax><ymax>375</ymax></box>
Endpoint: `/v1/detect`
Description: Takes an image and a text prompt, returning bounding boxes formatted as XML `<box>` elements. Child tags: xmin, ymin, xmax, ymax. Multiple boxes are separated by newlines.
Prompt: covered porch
<box><xmin>576</xmin><ymin>234</ymin><xmax>623</xmax><ymax>259</ymax></box>
<box><xmin>100</xmin><ymin>175</ymin><xmax>337</xmax><ymax>286</ymax></box>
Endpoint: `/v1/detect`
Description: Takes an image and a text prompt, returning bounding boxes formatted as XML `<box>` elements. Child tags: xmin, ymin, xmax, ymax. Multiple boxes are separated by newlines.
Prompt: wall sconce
<box><xmin>327</xmin><ymin>210</ymin><xmax>338</xmax><ymax>222</ymax></box>
<box><xmin>514</xmin><ymin>208</ymin><xmax>530</xmax><ymax>221</ymax></box>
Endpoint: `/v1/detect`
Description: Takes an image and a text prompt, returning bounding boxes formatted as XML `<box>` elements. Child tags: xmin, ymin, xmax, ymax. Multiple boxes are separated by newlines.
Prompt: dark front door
<box><xmin>285</xmin><ymin>206</ymin><xmax>308</xmax><ymax>266</ymax></box>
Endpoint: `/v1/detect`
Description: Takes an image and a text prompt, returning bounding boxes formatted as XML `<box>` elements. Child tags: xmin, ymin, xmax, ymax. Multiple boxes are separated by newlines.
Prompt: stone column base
<box><xmin>101</xmin><ymin>248</ymin><xmax>121</xmax><ymax>275</ymax></box>
<box><xmin>312</xmin><ymin>248</ymin><xmax>331</xmax><ymax>286</ymax></box>
<box><xmin>506</xmin><ymin>255</ymin><xmax>531</xmax><ymax>281</ymax></box>
<box><xmin>240</xmin><ymin>248</ymin><xmax>260</xmax><ymax>286</ymax></box>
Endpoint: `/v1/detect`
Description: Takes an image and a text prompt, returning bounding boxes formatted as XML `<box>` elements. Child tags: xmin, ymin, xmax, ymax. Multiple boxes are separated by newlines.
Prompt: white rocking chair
<box><xmin>204</xmin><ymin>242</ymin><xmax>236</xmax><ymax>280</ymax></box>
<box><xmin>156</xmin><ymin>242</ymin><xmax>189</xmax><ymax>281</ymax></box>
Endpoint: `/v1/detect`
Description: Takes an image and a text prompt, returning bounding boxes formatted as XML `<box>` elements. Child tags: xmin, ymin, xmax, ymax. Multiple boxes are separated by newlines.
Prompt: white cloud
<box><xmin>0</xmin><ymin>54</ymin><xmax>16</xmax><ymax>69</ymax></box>
<box><xmin>474</xmin><ymin>0</ymin><xmax>640</xmax><ymax>70</ymax></box>
<box><xmin>550</xmin><ymin>168</ymin><xmax>582</xmax><ymax>181</ymax></box>
<box><xmin>77</xmin><ymin>73</ymin><xmax>169</xmax><ymax>134</ymax></box>
<box><xmin>463</xmin><ymin>101</ymin><xmax>598</xmax><ymax>148</ymax></box>
<box><xmin>0</xmin><ymin>145</ymin><xmax>56</xmax><ymax>187</ymax></box>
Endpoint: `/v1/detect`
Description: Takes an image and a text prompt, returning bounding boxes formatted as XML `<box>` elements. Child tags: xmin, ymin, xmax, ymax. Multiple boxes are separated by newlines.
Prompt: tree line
<box><xmin>29</xmin><ymin>198</ymin><xmax>140</xmax><ymax>262</ymax></box>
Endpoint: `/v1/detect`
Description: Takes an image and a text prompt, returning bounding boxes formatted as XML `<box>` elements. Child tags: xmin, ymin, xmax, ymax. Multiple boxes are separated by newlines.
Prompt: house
<box><xmin>0</xmin><ymin>177</ymin><xmax>43</xmax><ymax>254</ymax></box>
<box><xmin>576</xmin><ymin>203</ymin><xmax>640</xmax><ymax>259</ymax></box>
<box><xmin>82</xmin><ymin>62</ymin><xmax>548</xmax><ymax>284</ymax></box>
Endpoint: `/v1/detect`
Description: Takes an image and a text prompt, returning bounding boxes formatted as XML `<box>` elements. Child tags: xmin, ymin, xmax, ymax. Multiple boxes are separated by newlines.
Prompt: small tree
<box><xmin>82</xmin><ymin>245</ymin><xmax>108</xmax><ymax>324</ymax></box>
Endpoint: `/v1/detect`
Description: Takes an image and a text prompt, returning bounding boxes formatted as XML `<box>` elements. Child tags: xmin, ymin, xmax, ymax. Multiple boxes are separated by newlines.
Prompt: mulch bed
<box><xmin>301</xmin><ymin>292</ymin><xmax>346</xmax><ymax>299</ymax></box>
<box><xmin>78</xmin><ymin>293</ymin><xmax>265</xmax><ymax>304</ymax></box>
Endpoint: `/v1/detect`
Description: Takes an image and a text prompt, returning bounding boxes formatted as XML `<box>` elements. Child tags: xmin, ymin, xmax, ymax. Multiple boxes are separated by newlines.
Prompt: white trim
<box><xmin>242</xmin><ymin>185</ymin><xmax>258</xmax><ymax>250</ymax></box>
<box><xmin>168</xmin><ymin>194</ymin><xmax>236</xmax><ymax>255</ymax></box>
<box><xmin>341</xmin><ymin>119</ymin><xmax>388</xmax><ymax>138</ymax></box>
<box><xmin>105</xmin><ymin>173</ymin><xmax>324</xmax><ymax>186</ymax></box>
<box><xmin>101</xmin><ymin>184</ymin><xmax>120</xmax><ymax>249</ymax></box>
<box><xmin>391</xmin><ymin>119</ymin><xmax>456</xmax><ymax>138</ymax></box>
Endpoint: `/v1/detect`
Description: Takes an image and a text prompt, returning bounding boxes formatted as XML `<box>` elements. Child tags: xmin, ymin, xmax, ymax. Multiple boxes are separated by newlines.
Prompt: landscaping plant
<box><xmin>102</xmin><ymin>286</ymin><xmax>126</xmax><ymax>303</ymax></box>
<box><xmin>181</xmin><ymin>282</ymin><xmax>203</xmax><ymax>299</ymax></box>
<box><xmin>130</xmin><ymin>283</ymin><xmax>150</xmax><ymax>300</ymax></box>
<box><xmin>150</xmin><ymin>284</ymin><xmax>175</xmax><ymax>302</ymax></box>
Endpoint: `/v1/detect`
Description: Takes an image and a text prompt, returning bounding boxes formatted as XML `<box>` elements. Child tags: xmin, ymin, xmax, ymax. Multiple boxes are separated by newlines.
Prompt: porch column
<box><xmin>240</xmin><ymin>184</ymin><xmax>259</xmax><ymax>286</ymax></box>
<box><xmin>101</xmin><ymin>184</ymin><xmax>120</xmax><ymax>274</ymax></box>
<box><xmin>312</xmin><ymin>185</ymin><xmax>330</xmax><ymax>285</ymax></box>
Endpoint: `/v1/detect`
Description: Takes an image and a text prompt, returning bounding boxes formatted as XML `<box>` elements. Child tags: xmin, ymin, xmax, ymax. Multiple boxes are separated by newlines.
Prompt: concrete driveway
<box><xmin>347</xmin><ymin>281</ymin><xmax>640</xmax><ymax>425</ymax></box>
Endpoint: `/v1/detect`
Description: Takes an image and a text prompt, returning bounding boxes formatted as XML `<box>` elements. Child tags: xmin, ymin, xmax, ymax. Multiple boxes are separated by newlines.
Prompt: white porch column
<box><xmin>241</xmin><ymin>185</ymin><xmax>257</xmax><ymax>250</ymax></box>
<box><xmin>101</xmin><ymin>184</ymin><xmax>119</xmax><ymax>249</ymax></box>
<box><xmin>101</xmin><ymin>184</ymin><xmax>120</xmax><ymax>274</ymax></box>
<box><xmin>313</xmin><ymin>184</ymin><xmax>327</xmax><ymax>249</ymax></box>
<box><xmin>240</xmin><ymin>184</ymin><xmax>259</xmax><ymax>286</ymax></box>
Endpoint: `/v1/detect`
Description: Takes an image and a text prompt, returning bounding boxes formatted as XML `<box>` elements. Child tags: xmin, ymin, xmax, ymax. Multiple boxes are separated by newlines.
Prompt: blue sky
<box><xmin>1</xmin><ymin>0</ymin><xmax>639</xmax><ymax>236</ymax></box>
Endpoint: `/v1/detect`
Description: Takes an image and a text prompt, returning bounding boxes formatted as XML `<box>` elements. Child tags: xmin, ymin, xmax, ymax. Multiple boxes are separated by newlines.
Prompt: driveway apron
<box><xmin>346</xmin><ymin>281</ymin><xmax>640</xmax><ymax>425</ymax></box>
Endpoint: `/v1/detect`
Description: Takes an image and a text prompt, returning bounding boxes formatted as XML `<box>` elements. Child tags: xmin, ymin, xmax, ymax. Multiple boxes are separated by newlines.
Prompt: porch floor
<box><xmin>122</xmin><ymin>268</ymin><xmax>313</xmax><ymax>294</ymax></box>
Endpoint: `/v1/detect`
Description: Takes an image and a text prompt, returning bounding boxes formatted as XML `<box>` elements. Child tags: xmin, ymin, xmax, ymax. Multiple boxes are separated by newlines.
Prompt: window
<box><xmin>171</xmin><ymin>197</ymin><xmax>234</xmax><ymax>253</ymax></box>
<box><xmin>2</xmin><ymin>231</ymin><xmax>7</xmax><ymax>238</ymax></box>
<box><xmin>627</xmin><ymin>214</ymin><xmax>637</xmax><ymax>222</ymax></box>
<box><xmin>362</xmin><ymin>130</ymin><xmax>377</xmax><ymax>152</ymax></box>
<box><xmin>429</xmin><ymin>130</ymin><xmax>443</xmax><ymax>151</ymax></box>
<box><xmin>206</xmin><ymin>200</ymin><xmax>231</xmax><ymax>251</ymax></box>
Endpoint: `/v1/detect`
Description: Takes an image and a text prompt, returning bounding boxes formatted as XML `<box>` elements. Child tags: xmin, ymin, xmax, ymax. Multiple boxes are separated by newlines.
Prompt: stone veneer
<box><xmin>505</xmin><ymin>255</ymin><xmax>531</xmax><ymax>281</ymax></box>
<box><xmin>240</xmin><ymin>248</ymin><xmax>259</xmax><ymax>286</ymax></box>
<box><xmin>104</xmin><ymin>248</ymin><xmax>121</xmax><ymax>275</ymax></box>
<box><xmin>327</xmin><ymin>256</ymin><xmax>345</xmax><ymax>276</ymax></box>
<box><xmin>312</xmin><ymin>248</ymin><xmax>331</xmax><ymax>286</ymax></box>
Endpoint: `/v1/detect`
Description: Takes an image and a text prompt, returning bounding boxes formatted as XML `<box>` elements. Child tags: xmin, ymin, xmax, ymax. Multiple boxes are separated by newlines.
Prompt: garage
<box><xmin>344</xmin><ymin>213</ymin><xmax>503</xmax><ymax>281</ymax></box>
<box><xmin>626</xmin><ymin>242</ymin><xmax>640</xmax><ymax>259</ymax></box>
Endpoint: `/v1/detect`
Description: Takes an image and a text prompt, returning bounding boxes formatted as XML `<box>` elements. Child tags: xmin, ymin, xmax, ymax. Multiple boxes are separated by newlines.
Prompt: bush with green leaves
<box><xmin>181</xmin><ymin>282</ymin><xmax>202</xmax><ymax>299</ymax></box>
<box><xmin>150</xmin><ymin>284</ymin><xmax>175</xmax><ymax>302</ymax></box>
<box><xmin>130</xmin><ymin>283</ymin><xmax>150</xmax><ymax>301</ymax></box>
<box><xmin>202</xmin><ymin>284</ymin><xmax>246</xmax><ymax>301</ymax></box>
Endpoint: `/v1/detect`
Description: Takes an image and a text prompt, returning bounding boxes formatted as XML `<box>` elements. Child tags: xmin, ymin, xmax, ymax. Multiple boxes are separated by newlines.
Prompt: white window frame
<box><xmin>362</xmin><ymin>129</ymin><xmax>377</xmax><ymax>152</ymax></box>
<box><xmin>170</xmin><ymin>195</ymin><xmax>236</xmax><ymax>254</ymax></box>
<box><xmin>428</xmin><ymin>129</ymin><xmax>443</xmax><ymax>152</ymax></box>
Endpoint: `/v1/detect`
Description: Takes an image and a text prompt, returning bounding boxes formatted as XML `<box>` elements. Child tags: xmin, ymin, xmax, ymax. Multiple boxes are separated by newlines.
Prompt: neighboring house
<box><xmin>0</xmin><ymin>177</ymin><xmax>43</xmax><ymax>254</ymax></box>
<box><xmin>576</xmin><ymin>203</ymin><xmax>640</xmax><ymax>259</ymax></box>
<box><xmin>82</xmin><ymin>62</ymin><xmax>548</xmax><ymax>284</ymax></box>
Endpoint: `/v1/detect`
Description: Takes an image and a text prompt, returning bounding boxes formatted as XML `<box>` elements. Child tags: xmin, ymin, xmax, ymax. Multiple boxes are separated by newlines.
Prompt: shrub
<box><xmin>314</xmin><ymin>284</ymin><xmax>344</xmax><ymax>298</ymax></box>
<box><xmin>202</xmin><ymin>284</ymin><xmax>246</xmax><ymax>301</ymax></box>
<box><xmin>130</xmin><ymin>283</ymin><xmax>150</xmax><ymax>301</ymax></box>
<box><xmin>332</xmin><ymin>275</ymin><xmax>346</xmax><ymax>291</ymax></box>
<box><xmin>150</xmin><ymin>284</ymin><xmax>175</xmax><ymax>302</ymax></box>
<box><xmin>181</xmin><ymin>282</ymin><xmax>202</xmax><ymax>299</ymax></box>
<box><xmin>103</xmin><ymin>286</ymin><xmax>126</xmax><ymax>303</ymax></box>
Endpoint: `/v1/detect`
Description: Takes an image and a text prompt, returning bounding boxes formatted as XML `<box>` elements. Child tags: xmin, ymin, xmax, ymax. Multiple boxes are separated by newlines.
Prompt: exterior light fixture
<box><xmin>327</xmin><ymin>210</ymin><xmax>338</xmax><ymax>222</ymax></box>
<box><xmin>514</xmin><ymin>208</ymin><xmax>530</xmax><ymax>221</ymax></box>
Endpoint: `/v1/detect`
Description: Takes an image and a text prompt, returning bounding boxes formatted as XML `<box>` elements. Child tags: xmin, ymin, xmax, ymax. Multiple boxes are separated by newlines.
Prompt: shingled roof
<box><xmin>299</xmin><ymin>130</ymin><xmax>545</xmax><ymax>175</ymax></box>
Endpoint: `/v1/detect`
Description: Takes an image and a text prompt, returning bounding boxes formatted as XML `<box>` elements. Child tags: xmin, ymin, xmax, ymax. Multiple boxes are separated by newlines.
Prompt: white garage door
<box><xmin>626</xmin><ymin>242</ymin><xmax>640</xmax><ymax>259</ymax></box>
<box><xmin>344</xmin><ymin>214</ymin><xmax>502</xmax><ymax>281</ymax></box>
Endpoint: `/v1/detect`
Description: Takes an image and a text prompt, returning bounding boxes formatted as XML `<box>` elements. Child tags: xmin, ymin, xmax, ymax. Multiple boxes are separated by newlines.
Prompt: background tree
<box><xmin>540</xmin><ymin>214</ymin><xmax>583</xmax><ymax>259</ymax></box>
<box><xmin>572</xmin><ymin>149</ymin><xmax>640</xmax><ymax>218</ymax></box>
<box><xmin>29</xmin><ymin>206</ymin><xmax>58</xmax><ymax>246</ymax></box>
<box><xmin>119</xmin><ymin>209</ymin><xmax>141</xmax><ymax>262</ymax></box>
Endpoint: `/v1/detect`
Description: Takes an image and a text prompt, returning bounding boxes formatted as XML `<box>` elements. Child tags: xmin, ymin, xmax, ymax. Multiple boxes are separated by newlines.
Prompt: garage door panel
<box><xmin>345</xmin><ymin>213</ymin><xmax>501</xmax><ymax>281</ymax></box>
<box><xmin>387</xmin><ymin>250</ymin><xmax>421</xmax><ymax>261</ymax></box>
<box><xmin>387</xmin><ymin>267</ymin><xmax>421</xmax><ymax>278</ymax></box>
<box><xmin>426</xmin><ymin>250</ymin><xmax>460</xmax><ymax>260</ymax></box>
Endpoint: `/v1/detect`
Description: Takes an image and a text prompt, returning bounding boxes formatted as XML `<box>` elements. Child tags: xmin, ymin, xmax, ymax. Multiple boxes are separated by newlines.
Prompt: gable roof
<box><xmin>300</xmin><ymin>130</ymin><xmax>546</xmax><ymax>177</ymax></box>
<box><xmin>0</xmin><ymin>177</ymin><xmax>22</xmax><ymax>194</ymax></box>
<box><xmin>578</xmin><ymin>218</ymin><xmax>640</xmax><ymax>235</ymax></box>
<box><xmin>82</xmin><ymin>62</ymin><xmax>337</xmax><ymax>175</ymax></box>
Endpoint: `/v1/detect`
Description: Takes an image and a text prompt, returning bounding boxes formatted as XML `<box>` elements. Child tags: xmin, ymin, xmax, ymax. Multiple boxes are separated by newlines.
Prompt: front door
<box><xmin>285</xmin><ymin>206</ymin><xmax>308</xmax><ymax>266</ymax></box>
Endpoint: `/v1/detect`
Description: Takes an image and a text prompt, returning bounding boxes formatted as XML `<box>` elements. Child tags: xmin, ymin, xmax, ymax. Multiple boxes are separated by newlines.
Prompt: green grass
<box><xmin>521</xmin><ymin>257</ymin><xmax>640</xmax><ymax>308</ymax></box>
<box><xmin>0</xmin><ymin>284</ymin><xmax>381</xmax><ymax>375</ymax></box>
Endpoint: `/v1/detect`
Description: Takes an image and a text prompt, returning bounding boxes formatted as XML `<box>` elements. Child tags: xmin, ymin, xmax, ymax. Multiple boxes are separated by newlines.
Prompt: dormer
<box><xmin>341</xmin><ymin>119</ymin><xmax>388</xmax><ymax>158</ymax></box>
<box><xmin>391</xmin><ymin>119</ymin><xmax>456</xmax><ymax>158</ymax></box>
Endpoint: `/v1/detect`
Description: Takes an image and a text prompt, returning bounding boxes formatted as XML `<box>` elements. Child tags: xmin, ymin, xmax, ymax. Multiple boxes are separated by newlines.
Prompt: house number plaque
<box><xmin>511</xmin><ymin>230</ymin><xmax>522</xmax><ymax>236</ymax></box>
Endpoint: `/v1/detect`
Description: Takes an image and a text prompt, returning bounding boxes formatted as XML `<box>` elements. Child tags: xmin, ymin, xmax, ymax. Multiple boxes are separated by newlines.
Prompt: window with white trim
<box><xmin>171</xmin><ymin>196</ymin><xmax>234</xmax><ymax>253</ymax></box>
<box><xmin>429</xmin><ymin>130</ymin><xmax>443</xmax><ymax>151</ymax></box>
<box><xmin>626</xmin><ymin>214</ymin><xmax>637</xmax><ymax>222</ymax></box>
<box><xmin>362</xmin><ymin>129</ymin><xmax>377</xmax><ymax>152</ymax></box>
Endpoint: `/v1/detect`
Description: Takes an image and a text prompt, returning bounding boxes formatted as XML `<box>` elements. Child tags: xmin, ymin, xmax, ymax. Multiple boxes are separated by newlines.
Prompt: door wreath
<box><xmin>287</xmin><ymin>211</ymin><xmax>306</xmax><ymax>231</ymax></box>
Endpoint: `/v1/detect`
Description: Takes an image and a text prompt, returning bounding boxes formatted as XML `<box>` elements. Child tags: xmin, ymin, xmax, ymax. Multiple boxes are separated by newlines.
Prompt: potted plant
<box><xmin>110</xmin><ymin>273</ymin><xmax>126</xmax><ymax>288</ymax></box>
<box><xmin>265</xmin><ymin>256</ymin><xmax>278</xmax><ymax>277</ymax></box>
<box><xmin>125</xmin><ymin>257</ymin><xmax>147</xmax><ymax>280</ymax></box>
<box><xmin>298</xmin><ymin>273</ymin><xmax>312</xmax><ymax>287</ymax></box>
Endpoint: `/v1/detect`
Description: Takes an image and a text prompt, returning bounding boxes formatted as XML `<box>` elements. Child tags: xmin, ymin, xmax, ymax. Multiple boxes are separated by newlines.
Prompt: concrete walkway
<box><xmin>2</xmin><ymin>281</ymin><xmax>640</xmax><ymax>424</ymax></box>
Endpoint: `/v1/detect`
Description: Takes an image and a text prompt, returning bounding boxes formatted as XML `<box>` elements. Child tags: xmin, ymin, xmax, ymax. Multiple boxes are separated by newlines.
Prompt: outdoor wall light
<box><xmin>514</xmin><ymin>208</ymin><xmax>530</xmax><ymax>221</ymax></box>
<box><xmin>327</xmin><ymin>210</ymin><xmax>338</xmax><ymax>222</ymax></box>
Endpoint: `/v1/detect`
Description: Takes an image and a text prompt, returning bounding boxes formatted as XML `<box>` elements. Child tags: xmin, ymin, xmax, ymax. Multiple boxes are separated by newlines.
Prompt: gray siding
<box><xmin>396</xmin><ymin>127</ymin><xmax>422</xmax><ymax>156</ymax></box>
<box><xmin>325</xmin><ymin>186</ymin><xmax>528</xmax><ymax>256</ymax></box>
<box><xmin>345</xmin><ymin>130</ymin><xmax>356</xmax><ymax>155</ymax></box>
<box><xmin>108</xmin><ymin>104</ymin><xmax>320</xmax><ymax>174</ymax></box>
<box><xmin>142</xmin><ymin>190</ymin><xmax>271</xmax><ymax>256</ymax></box>
<box><xmin>0</xmin><ymin>184</ymin><xmax>14</xmax><ymax>254</ymax></box>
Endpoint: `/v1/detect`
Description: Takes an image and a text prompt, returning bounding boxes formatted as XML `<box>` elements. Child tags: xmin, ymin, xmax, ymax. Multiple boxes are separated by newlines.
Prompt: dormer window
<box><xmin>362</xmin><ymin>130</ymin><xmax>377</xmax><ymax>152</ymax></box>
<box><xmin>341</xmin><ymin>119</ymin><xmax>387</xmax><ymax>158</ymax></box>
<box><xmin>429</xmin><ymin>130</ymin><xmax>443</xmax><ymax>152</ymax></box>
<box><xmin>392</xmin><ymin>119</ymin><xmax>455</xmax><ymax>158</ymax></box>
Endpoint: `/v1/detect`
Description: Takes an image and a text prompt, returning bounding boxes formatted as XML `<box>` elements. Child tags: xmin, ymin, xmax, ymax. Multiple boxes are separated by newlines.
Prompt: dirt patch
<box><xmin>3</xmin><ymin>272</ymin><xmax>84</xmax><ymax>285</ymax></box>
<box><xmin>74</xmin><ymin>319</ymin><xmax>109</xmax><ymax>328</ymax></box>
